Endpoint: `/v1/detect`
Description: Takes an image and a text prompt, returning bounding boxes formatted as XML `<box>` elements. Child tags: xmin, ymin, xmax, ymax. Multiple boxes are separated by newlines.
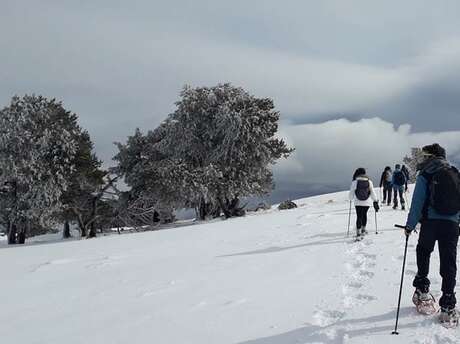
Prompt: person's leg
<box><xmin>413</xmin><ymin>220</ymin><xmax>437</xmax><ymax>293</ymax></box>
<box><xmin>393</xmin><ymin>187</ymin><xmax>398</xmax><ymax>208</ymax></box>
<box><xmin>362</xmin><ymin>206</ymin><xmax>369</xmax><ymax>228</ymax></box>
<box><xmin>387</xmin><ymin>184</ymin><xmax>392</xmax><ymax>205</ymax></box>
<box><xmin>438</xmin><ymin>220</ymin><xmax>459</xmax><ymax>309</ymax></box>
<box><xmin>361</xmin><ymin>206</ymin><xmax>370</xmax><ymax>234</ymax></box>
<box><xmin>355</xmin><ymin>206</ymin><xmax>362</xmax><ymax>234</ymax></box>
<box><xmin>399</xmin><ymin>187</ymin><xmax>405</xmax><ymax>208</ymax></box>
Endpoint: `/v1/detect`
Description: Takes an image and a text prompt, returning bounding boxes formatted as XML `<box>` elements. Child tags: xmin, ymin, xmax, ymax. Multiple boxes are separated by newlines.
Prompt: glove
<box><xmin>404</xmin><ymin>225</ymin><xmax>413</xmax><ymax>236</ymax></box>
<box><xmin>373</xmin><ymin>201</ymin><xmax>379</xmax><ymax>212</ymax></box>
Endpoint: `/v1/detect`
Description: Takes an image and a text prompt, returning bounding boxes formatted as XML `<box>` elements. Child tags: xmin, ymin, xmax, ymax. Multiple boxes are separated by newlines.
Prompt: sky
<box><xmin>1</xmin><ymin>1</ymin><xmax>460</xmax><ymax>202</ymax></box>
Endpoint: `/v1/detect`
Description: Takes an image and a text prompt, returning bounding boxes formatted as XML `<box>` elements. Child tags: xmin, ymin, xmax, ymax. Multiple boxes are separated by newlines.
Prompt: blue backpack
<box><xmin>393</xmin><ymin>171</ymin><xmax>406</xmax><ymax>186</ymax></box>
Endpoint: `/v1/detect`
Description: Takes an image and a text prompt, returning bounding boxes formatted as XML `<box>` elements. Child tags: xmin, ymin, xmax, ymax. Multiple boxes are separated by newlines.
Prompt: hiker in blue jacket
<box><xmin>392</xmin><ymin>164</ymin><xmax>407</xmax><ymax>210</ymax></box>
<box><xmin>405</xmin><ymin>143</ymin><xmax>460</xmax><ymax>323</ymax></box>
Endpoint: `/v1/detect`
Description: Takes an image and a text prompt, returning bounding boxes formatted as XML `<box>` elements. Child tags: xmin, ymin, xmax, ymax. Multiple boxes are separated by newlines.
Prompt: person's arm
<box><xmin>349</xmin><ymin>181</ymin><xmax>356</xmax><ymax>201</ymax></box>
<box><xmin>405</xmin><ymin>175</ymin><xmax>428</xmax><ymax>230</ymax></box>
<box><xmin>369</xmin><ymin>180</ymin><xmax>378</xmax><ymax>202</ymax></box>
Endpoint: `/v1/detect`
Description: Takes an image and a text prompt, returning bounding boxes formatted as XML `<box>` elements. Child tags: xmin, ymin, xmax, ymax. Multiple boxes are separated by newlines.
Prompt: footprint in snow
<box><xmin>312</xmin><ymin>310</ymin><xmax>345</xmax><ymax>327</ymax></box>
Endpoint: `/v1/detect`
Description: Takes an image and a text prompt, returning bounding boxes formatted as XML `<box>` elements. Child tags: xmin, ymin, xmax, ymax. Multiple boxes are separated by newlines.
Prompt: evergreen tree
<box><xmin>114</xmin><ymin>84</ymin><xmax>294</xmax><ymax>220</ymax></box>
<box><xmin>0</xmin><ymin>95</ymin><xmax>79</xmax><ymax>243</ymax></box>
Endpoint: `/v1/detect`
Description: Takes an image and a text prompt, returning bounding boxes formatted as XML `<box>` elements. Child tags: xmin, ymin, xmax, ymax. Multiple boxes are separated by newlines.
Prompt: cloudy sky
<box><xmin>1</xmin><ymin>1</ymin><xmax>460</xmax><ymax>201</ymax></box>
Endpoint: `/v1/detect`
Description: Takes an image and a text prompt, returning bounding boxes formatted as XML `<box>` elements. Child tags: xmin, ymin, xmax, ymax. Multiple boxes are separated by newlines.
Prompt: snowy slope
<box><xmin>1</xmin><ymin>187</ymin><xmax>459</xmax><ymax>344</ymax></box>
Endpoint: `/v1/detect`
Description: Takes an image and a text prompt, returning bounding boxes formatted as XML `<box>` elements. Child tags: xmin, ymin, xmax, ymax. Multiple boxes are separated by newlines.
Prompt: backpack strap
<box><xmin>420</xmin><ymin>171</ymin><xmax>433</xmax><ymax>220</ymax></box>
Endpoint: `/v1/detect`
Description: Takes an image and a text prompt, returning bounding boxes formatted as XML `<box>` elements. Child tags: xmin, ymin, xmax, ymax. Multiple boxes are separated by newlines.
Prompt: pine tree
<box><xmin>114</xmin><ymin>84</ymin><xmax>294</xmax><ymax>220</ymax></box>
<box><xmin>0</xmin><ymin>95</ymin><xmax>79</xmax><ymax>243</ymax></box>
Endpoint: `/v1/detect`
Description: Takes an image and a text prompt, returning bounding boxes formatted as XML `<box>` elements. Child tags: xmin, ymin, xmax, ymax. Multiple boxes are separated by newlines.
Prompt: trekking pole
<box><xmin>392</xmin><ymin>224</ymin><xmax>409</xmax><ymax>335</ymax></box>
<box><xmin>347</xmin><ymin>201</ymin><xmax>352</xmax><ymax>237</ymax></box>
<box><xmin>375</xmin><ymin>210</ymin><xmax>378</xmax><ymax>234</ymax></box>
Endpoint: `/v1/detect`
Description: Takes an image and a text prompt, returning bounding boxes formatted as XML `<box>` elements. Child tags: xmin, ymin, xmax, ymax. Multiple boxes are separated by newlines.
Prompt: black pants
<box><xmin>355</xmin><ymin>206</ymin><xmax>369</xmax><ymax>230</ymax></box>
<box><xmin>382</xmin><ymin>182</ymin><xmax>392</xmax><ymax>204</ymax></box>
<box><xmin>413</xmin><ymin>219</ymin><xmax>459</xmax><ymax>307</ymax></box>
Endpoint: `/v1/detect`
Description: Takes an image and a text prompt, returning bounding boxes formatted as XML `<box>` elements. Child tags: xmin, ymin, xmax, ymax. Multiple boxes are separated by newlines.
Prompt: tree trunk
<box><xmin>17</xmin><ymin>231</ymin><xmax>26</xmax><ymax>244</ymax></box>
<box><xmin>8</xmin><ymin>223</ymin><xmax>17</xmax><ymax>244</ymax></box>
<box><xmin>17</xmin><ymin>220</ymin><xmax>28</xmax><ymax>244</ymax></box>
<box><xmin>63</xmin><ymin>220</ymin><xmax>71</xmax><ymax>239</ymax></box>
<box><xmin>217</xmin><ymin>197</ymin><xmax>231</xmax><ymax>218</ymax></box>
<box><xmin>199</xmin><ymin>199</ymin><xmax>207</xmax><ymax>220</ymax></box>
<box><xmin>87</xmin><ymin>197</ymin><xmax>98</xmax><ymax>238</ymax></box>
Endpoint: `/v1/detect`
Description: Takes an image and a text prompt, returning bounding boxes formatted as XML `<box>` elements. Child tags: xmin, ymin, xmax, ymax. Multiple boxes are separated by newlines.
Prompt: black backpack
<box><xmin>425</xmin><ymin>166</ymin><xmax>460</xmax><ymax>215</ymax></box>
<box><xmin>355</xmin><ymin>180</ymin><xmax>371</xmax><ymax>201</ymax></box>
<box><xmin>393</xmin><ymin>171</ymin><xmax>406</xmax><ymax>186</ymax></box>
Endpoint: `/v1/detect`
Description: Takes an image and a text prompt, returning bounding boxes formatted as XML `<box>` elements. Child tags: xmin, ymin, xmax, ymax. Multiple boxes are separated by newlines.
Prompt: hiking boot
<box><xmin>412</xmin><ymin>289</ymin><xmax>433</xmax><ymax>305</ymax></box>
<box><xmin>439</xmin><ymin>307</ymin><xmax>459</xmax><ymax>326</ymax></box>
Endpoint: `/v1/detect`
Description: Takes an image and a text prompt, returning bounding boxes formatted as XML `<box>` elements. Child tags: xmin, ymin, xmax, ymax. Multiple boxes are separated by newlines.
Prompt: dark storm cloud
<box><xmin>2</xmin><ymin>1</ymin><xmax>460</xmax><ymax>200</ymax></box>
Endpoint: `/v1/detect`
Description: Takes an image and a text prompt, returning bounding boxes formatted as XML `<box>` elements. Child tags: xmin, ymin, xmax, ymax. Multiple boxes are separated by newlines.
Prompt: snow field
<box><xmin>1</xmin><ymin>187</ymin><xmax>459</xmax><ymax>343</ymax></box>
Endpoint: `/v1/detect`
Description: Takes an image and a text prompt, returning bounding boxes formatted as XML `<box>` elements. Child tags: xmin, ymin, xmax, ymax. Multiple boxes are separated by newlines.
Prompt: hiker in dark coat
<box><xmin>392</xmin><ymin>164</ymin><xmax>407</xmax><ymax>210</ymax></box>
<box><xmin>405</xmin><ymin>143</ymin><xmax>460</xmax><ymax>323</ymax></box>
<box><xmin>379</xmin><ymin>166</ymin><xmax>393</xmax><ymax>206</ymax></box>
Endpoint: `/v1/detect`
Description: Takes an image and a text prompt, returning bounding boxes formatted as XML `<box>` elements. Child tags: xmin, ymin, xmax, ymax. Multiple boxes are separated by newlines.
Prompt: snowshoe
<box><xmin>412</xmin><ymin>290</ymin><xmax>437</xmax><ymax>315</ymax></box>
<box><xmin>439</xmin><ymin>308</ymin><xmax>459</xmax><ymax>328</ymax></box>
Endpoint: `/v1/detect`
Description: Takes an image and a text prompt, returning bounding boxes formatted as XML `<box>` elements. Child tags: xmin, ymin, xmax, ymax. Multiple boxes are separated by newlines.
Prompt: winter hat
<box><xmin>422</xmin><ymin>143</ymin><xmax>446</xmax><ymax>158</ymax></box>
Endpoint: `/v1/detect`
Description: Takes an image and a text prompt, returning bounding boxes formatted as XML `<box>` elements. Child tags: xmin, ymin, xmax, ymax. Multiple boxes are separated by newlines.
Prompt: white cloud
<box><xmin>274</xmin><ymin>118</ymin><xmax>460</xmax><ymax>195</ymax></box>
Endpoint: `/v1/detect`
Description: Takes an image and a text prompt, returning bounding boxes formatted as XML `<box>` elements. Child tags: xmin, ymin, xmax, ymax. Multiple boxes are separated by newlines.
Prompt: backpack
<box><xmin>384</xmin><ymin>170</ymin><xmax>392</xmax><ymax>182</ymax></box>
<box><xmin>426</xmin><ymin>166</ymin><xmax>460</xmax><ymax>215</ymax></box>
<box><xmin>355</xmin><ymin>179</ymin><xmax>371</xmax><ymax>201</ymax></box>
<box><xmin>393</xmin><ymin>171</ymin><xmax>406</xmax><ymax>186</ymax></box>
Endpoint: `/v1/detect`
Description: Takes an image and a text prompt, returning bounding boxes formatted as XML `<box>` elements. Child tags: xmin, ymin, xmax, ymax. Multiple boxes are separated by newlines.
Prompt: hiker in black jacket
<box><xmin>392</xmin><ymin>164</ymin><xmax>407</xmax><ymax>210</ymax></box>
<box><xmin>379</xmin><ymin>166</ymin><xmax>392</xmax><ymax>206</ymax></box>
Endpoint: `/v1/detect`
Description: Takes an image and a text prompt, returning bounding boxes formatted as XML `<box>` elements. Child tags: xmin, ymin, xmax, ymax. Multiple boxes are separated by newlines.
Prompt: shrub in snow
<box><xmin>254</xmin><ymin>202</ymin><xmax>271</xmax><ymax>211</ymax></box>
<box><xmin>278</xmin><ymin>200</ymin><xmax>297</xmax><ymax>210</ymax></box>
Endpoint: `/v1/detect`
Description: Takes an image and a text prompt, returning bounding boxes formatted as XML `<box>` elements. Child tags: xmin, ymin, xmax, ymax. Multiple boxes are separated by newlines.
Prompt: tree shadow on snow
<box><xmin>218</xmin><ymin>236</ymin><xmax>347</xmax><ymax>258</ymax></box>
<box><xmin>237</xmin><ymin>307</ymin><xmax>433</xmax><ymax>344</ymax></box>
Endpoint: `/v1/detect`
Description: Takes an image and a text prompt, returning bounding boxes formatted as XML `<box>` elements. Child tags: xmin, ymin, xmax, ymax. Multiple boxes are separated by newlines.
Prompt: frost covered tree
<box><xmin>0</xmin><ymin>95</ymin><xmax>79</xmax><ymax>244</ymax></box>
<box><xmin>115</xmin><ymin>84</ymin><xmax>293</xmax><ymax>220</ymax></box>
<box><xmin>159</xmin><ymin>84</ymin><xmax>294</xmax><ymax>218</ymax></box>
<box><xmin>113</xmin><ymin>128</ymin><xmax>176</xmax><ymax>225</ymax></box>
<box><xmin>60</xmin><ymin>130</ymin><xmax>107</xmax><ymax>238</ymax></box>
<box><xmin>403</xmin><ymin>147</ymin><xmax>424</xmax><ymax>182</ymax></box>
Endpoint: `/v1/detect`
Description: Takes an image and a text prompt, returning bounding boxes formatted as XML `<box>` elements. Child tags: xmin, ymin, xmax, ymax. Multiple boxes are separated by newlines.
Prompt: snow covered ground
<box><xmin>1</xmin><ymin>187</ymin><xmax>459</xmax><ymax>344</ymax></box>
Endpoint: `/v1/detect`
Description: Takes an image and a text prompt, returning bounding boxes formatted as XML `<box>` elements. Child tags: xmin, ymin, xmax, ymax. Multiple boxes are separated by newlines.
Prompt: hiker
<box><xmin>392</xmin><ymin>164</ymin><xmax>407</xmax><ymax>210</ymax></box>
<box><xmin>404</xmin><ymin>143</ymin><xmax>460</xmax><ymax>324</ymax></box>
<box><xmin>379</xmin><ymin>166</ymin><xmax>393</xmax><ymax>206</ymax></box>
<box><xmin>401</xmin><ymin>164</ymin><xmax>410</xmax><ymax>191</ymax></box>
<box><xmin>349</xmin><ymin>167</ymin><xmax>379</xmax><ymax>239</ymax></box>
